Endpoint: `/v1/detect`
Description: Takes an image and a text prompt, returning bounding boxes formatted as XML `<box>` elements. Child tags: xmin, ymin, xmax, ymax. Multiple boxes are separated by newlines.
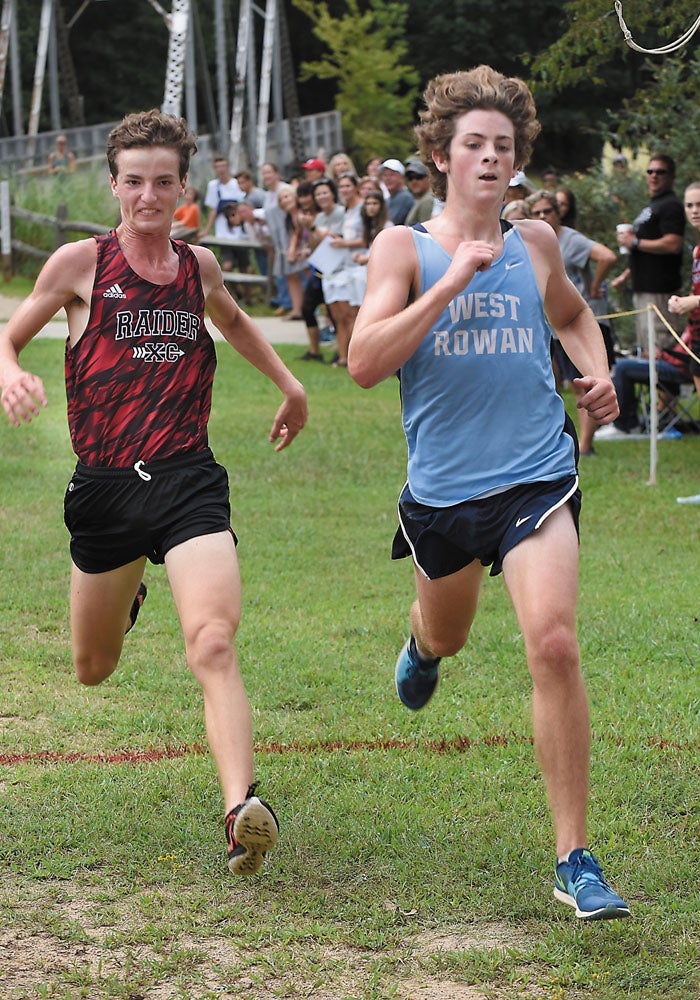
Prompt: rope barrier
<box><xmin>614</xmin><ymin>2</ymin><xmax>700</xmax><ymax>55</ymax></box>
<box><xmin>597</xmin><ymin>302</ymin><xmax>700</xmax><ymax>366</ymax></box>
<box><xmin>590</xmin><ymin>303</ymin><xmax>700</xmax><ymax>485</ymax></box>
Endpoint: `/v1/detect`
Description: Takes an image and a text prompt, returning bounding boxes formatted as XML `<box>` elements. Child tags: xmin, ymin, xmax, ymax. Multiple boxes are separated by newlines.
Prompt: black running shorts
<box><xmin>64</xmin><ymin>448</ymin><xmax>234</xmax><ymax>574</ymax></box>
<box><xmin>392</xmin><ymin>475</ymin><xmax>581</xmax><ymax>580</ymax></box>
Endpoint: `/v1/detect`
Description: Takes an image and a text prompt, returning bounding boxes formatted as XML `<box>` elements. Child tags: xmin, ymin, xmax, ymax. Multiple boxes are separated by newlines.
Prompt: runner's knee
<box><xmin>74</xmin><ymin>650</ymin><xmax>119</xmax><ymax>686</ymax></box>
<box><xmin>526</xmin><ymin>621</ymin><xmax>579</xmax><ymax>680</ymax></box>
<box><xmin>185</xmin><ymin>621</ymin><xmax>236</xmax><ymax>676</ymax></box>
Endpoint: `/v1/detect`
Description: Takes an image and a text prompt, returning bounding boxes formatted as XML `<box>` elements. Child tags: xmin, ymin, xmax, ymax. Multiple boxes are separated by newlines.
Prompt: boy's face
<box><xmin>111</xmin><ymin>147</ymin><xmax>185</xmax><ymax>234</ymax></box>
<box><xmin>435</xmin><ymin>109</ymin><xmax>516</xmax><ymax>204</ymax></box>
<box><xmin>685</xmin><ymin>187</ymin><xmax>700</xmax><ymax>231</ymax></box>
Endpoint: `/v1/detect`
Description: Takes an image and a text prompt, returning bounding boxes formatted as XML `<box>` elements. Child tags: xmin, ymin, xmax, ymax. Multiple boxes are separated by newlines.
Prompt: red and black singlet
<box><xmin>65</xmin><ymin>232</ymin><xmax>216</xmax><ymax>467</ymax></box>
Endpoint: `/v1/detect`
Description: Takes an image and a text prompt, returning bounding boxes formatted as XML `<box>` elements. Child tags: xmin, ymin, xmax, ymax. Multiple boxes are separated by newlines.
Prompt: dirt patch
<box><xmin>396</xmin><ymin>983</ymin><xmax>489</xmax><ymax>1000</ymax></box>
<box><xmin>413</xmin><ymin>922</ymin><xmax>529</xmax><ymax>955</ymax></box>
<box><xmin>0</xmin><ymin>929</ymin><xmax>154</xmax><ymax>990</ymax></box>
<box><xmin>0</xmin><ymin>882</ymin><xmax>536</xmax><ymax>1000</ymax></box>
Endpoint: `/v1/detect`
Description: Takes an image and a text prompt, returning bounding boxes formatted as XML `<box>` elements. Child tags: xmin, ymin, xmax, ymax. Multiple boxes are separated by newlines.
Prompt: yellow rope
<box><xmin>596</xmin><ymin>303</ymin><xmax>700</xmax><ymax>366</ymax></box>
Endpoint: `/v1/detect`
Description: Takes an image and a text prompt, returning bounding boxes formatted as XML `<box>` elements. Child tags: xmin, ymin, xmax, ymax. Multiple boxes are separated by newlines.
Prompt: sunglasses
<box><xmin>406</xmin><ymin>172</ymin><xmax>425</xmax><ymax>181</ymax></box>
<box><xmin>647</xmin><ymin>168</ymin><xmax>669</xmax><ymax>176</ymax></box>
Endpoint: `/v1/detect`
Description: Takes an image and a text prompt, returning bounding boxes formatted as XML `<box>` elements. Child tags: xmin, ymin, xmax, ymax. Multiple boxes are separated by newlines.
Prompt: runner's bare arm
<box><xmin>0</xmin><ymin>241</ymin><xmax>96</xmax><ymax>426</ymax></box>
<box><xmin>519</xmin><ymin>221</ymin><xmax>618</xmax><ymax>423</ymax></box>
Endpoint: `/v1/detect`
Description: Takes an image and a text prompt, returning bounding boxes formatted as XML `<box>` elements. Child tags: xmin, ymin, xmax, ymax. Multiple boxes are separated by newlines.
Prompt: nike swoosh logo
<box><xmin>505</xmin><ymin>262</ymin><xmax>523</xmax><ymax>270</ymax></box>
<box><xmin>515</xmin><ymin>515</ymin><xmax>532</xmax><ymax>527</ymax></box>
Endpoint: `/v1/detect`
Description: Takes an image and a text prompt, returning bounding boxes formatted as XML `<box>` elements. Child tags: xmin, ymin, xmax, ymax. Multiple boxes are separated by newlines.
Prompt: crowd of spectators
<box><xmin>168</xmin><ymin>145</ymin><xmax>700</xmax><ymax>448</ymax></box>
<box><xmin>172</xmin><ymin>151</ymin><xmax>445</xmax><ymax>366</ymax></box>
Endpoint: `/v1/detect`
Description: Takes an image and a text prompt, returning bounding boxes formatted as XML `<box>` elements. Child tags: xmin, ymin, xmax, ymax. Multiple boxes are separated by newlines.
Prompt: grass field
<box><xmin>0</xmin><ymin>338</ymin><xmax>698</xmax><ymax>999</ymax></box>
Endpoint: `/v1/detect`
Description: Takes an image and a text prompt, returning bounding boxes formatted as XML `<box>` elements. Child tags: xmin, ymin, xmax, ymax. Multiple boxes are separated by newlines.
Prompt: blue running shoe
<box><xmin>554</xmin><ymin>848</ymin><xmax>630</xmax><ymax>920</ymax></box>
<box><xmin>395</xmin><ymin>635</ymin><xmax>440</xmax><ymax>710</ymax></box>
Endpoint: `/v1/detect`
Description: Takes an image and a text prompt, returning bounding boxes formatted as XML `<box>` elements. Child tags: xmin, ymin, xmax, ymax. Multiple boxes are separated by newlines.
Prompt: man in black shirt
<box><xmin>601</xmin><ymin>154</ymin><xmax>687</xmax><ymax>438</ymax></box>
<box><xmin>614</xmin><ymin>153</ymin><xmax>685</xmax><ymax>348</ymax></box>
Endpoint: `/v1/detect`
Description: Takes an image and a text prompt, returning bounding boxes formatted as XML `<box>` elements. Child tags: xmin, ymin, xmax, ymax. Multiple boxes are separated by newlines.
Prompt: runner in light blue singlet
<box><xmin>401</xmin><ymin>222</ymin><xmax>575</xmax><ymax>507</ymax></box>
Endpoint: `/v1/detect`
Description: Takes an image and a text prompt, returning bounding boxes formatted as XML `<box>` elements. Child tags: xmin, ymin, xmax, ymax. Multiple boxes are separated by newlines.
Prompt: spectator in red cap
<box><xmin>301</xmin><ymin>158</ymin><xmax>327</xmax><ymax>182</ymax></box>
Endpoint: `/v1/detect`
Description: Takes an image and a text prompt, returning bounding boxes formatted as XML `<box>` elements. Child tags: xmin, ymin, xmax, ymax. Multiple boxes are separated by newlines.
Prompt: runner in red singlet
<box><xmin>0</xmin><ymin>109</ymin><xmax>307</xmax><ymax>876</ymax></box>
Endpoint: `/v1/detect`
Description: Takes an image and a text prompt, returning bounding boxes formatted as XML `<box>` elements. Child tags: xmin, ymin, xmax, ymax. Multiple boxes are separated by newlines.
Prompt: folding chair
<box><xmin>638</xmin><ymin>375</ymin><xmax>700</xmax><ymax>435</ymax></box>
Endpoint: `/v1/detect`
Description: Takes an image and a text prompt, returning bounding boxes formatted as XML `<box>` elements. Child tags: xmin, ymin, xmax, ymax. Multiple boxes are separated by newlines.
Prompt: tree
<box><xmin>291</xmin><ymin>0</ymin><xmax>419</xmax><ymax>163</ymax></box>
<box><xmin>520</xmin><ymin>1</ymin><xmax>700</xmax><ymax>170</ymax></box>
<box><xmin>11</xmin><ymin>0</ymin><xmax>169</xmax><ymax>131</ymax></box>
<box><xmin>527</xmin><ymin>1</ymin><xmax>700</xmax><ymax>90</ymax></box>
<box><xmin>400</xmin><ymin>0</ymin><xmax>623</xmax><ymax>170</ymax></box>
<box><xmin>613</xmin><ymin>54</ymin><xmax>700</xmax><ymax>189</ymax></box>
<box><xmin>403</xmin><ymin>0</ymin><xmax>563</xmax><ymax>89</ymax></box>
<box><xmin>529</xmin><ymin>2</ymin><xmax>700</xmax><ymax>173</ymax></box>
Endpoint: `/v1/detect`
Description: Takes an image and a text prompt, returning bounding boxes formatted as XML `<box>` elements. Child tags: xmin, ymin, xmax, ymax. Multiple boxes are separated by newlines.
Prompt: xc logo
<box><xmin>132</xmin><ymin>343</ymin><xmax>185</xmax><ymax>363</ymax></box>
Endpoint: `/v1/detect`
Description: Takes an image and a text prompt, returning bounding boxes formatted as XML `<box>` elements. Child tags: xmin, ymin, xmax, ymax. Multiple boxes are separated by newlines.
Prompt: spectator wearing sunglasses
<box><xmin>612</xmin><ymin>154</ymin><xmax>685</xmax><ymax>348</ymax></box>
<box><xmin>404</xmin><ymin>159</ymin><xmax>436</xmax><ymax>227</ymax></box>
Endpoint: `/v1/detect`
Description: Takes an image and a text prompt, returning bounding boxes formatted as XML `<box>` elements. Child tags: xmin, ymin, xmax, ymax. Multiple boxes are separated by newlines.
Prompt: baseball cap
<box><xmin>404</xmin><ymin>160</ymin><xmax>428</xmax><ymax>177</ymax></box>
<box><xmin>509</xmin><ymin>170</ymin><xmax>530</xmax><ymax>188</ymax></box>
<box><xmin>381</xmin><ymin>158</ymin><xmax>405</xmax><ymax>175</ymax></box>
<box><xmin>612</xmin><ymin>153</ymin><xmax>627</xmax><ymax>165</ymax></box>
<box><xmin>301</xmin><ymin>158</ymin><xmax>326</xmax><ymax>172</ymax></box>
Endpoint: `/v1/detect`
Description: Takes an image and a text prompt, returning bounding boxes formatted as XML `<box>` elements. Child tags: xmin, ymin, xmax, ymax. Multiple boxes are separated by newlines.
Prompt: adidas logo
<box><xmin>103</xmin><ymin>283</ymin><xmax>127</xmax><ymax>298</ymax></box>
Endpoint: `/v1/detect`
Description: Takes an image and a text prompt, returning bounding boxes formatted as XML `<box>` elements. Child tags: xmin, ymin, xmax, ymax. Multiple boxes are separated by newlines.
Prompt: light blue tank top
<box><xmin>401</xmin><ymin>224</ymin><xmax>576</xmax><ymax>506</ymax></box>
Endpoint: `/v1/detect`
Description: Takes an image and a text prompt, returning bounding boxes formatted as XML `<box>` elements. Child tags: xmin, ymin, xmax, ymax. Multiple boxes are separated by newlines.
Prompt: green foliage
<box><xmin>612</xmin><ymin>54</ymin><xmax>700</xmax><ymax>186</ymax></box>
<box><xmin>552</xmin><ymin>50</ymin><xmax>700</xmax><ymax>346</ymax></box>
<box><xmin>403</xmin><ymin>0</ymin><xmax>564</xmax><ymax>86</ymax></box>
<box><xmin>16</xmin><ymin>0</ymin><xmax>168</xmax><ymax>129</ymax></box>
<box><xmin>8</xmin><ymin>165</ymin><xmax>117</xmax><ymax>279</ymax></box>
<box><xmin>527</xmin><ymin>0</ymin><xmax>695</xmax><ymax>90</ymax></box>
<box><xmin>292</xmin><ymin>0</ymin><xmax>419</xmax><ymax>162</ymax></box>
<box><xmin>525</xmin><ymin>1</ymin><xmax>700</xmax><ymax>167</ymax></box>
<box><xmin>11</xmin><ymin>166</ymin><xmax>115</xmax><ymax>228</ymax></box>
<box><xmin>527</xmin><ymin>0</ymin><xmax>629</xmax><ymax>89</ymax></box>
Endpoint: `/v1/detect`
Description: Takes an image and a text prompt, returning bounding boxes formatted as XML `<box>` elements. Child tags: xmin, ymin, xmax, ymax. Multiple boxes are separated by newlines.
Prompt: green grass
<box><xmin>0</xmin><ymin>339</ymin><xmax>698</xmax><ymax>999</ymax></box>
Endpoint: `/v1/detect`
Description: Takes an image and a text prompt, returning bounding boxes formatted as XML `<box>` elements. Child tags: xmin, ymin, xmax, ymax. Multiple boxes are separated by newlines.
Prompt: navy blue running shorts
<box><xmin>64</xmin><ymin>447</ymin><xmax>235</xmax><ymax>574</ymax></box>
<box><xmin>392</xmin><ymin>474</ymin><xmax>581</xmax><ymax>580</ymax></box>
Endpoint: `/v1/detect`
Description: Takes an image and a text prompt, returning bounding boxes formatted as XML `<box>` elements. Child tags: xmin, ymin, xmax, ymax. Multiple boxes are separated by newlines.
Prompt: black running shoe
<box><xmin>125</xmin><ymin>582</ymin><xmax>147</xmax><ymax>634</ymax></box>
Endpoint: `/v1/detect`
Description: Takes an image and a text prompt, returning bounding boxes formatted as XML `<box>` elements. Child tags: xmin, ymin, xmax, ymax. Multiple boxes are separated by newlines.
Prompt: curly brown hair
<box><xmin>415</xmin><ymin>66</ymin><xmax>541</xmax><ymax>203</ymax></box>
<box><xmin>106</xmin><ymin>109</ymin><xmax>197</xmax><ymax>181</ymax></box>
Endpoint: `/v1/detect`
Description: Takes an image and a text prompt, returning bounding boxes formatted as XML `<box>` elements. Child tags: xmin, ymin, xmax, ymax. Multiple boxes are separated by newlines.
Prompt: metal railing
<box><xmin>0</xmin><ymin>110</ymin><xmax>344</xmax><ymax>184</ymax></box>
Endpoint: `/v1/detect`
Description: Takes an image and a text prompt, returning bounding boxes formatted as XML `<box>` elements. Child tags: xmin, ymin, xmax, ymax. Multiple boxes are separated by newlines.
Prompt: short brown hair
<box><xmin>415</xmin><ymin>65</ymin><xmax>540</xmax><ymax>202</ymax></box>
<box><xmin>106</xmin><ymin>109</ymin><xmax>197</xmax><ymax>180</ymax></box>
